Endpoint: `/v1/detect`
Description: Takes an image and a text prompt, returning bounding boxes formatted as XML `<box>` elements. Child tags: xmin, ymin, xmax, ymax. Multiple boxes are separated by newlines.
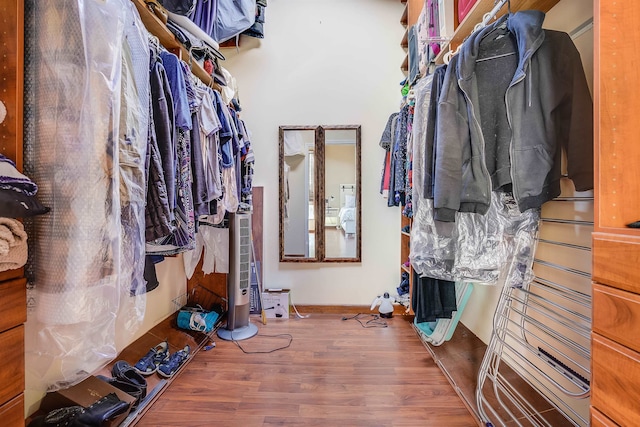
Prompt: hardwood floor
<box><xmin>137</xmin><ymin>313</ymin><xmax>476</xmax><ymax>427</ymax></box>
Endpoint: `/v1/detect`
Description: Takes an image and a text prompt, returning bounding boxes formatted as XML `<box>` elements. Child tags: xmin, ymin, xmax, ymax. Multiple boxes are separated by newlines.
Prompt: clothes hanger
<box><xmin>443</xmin><ymin>0</ymin><xmax>511</xmax><ymax>65</ymax></box>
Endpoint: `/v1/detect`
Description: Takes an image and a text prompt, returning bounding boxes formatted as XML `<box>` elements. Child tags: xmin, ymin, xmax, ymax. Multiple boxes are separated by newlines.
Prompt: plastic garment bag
<box><xmin>213</xmin><ymin>0</ymin><xmax>256</xmax><ymax>43</ymax></box>
<box><xmin>26</xmin><ymin>0</ymin><xmax>147</xmax><ymax>392</ymax></box>
<box><xmin>200</xmin><ymin>224</ymin><xmax>229</xmax><ymax>274</ymax></box>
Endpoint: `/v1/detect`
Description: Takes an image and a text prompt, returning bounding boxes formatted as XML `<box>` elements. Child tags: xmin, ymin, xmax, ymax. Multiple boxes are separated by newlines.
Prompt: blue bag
<box><xmin>177</xmin><ymin>307</ymin><xmax>219</xmax><ymax>332</ymax></box>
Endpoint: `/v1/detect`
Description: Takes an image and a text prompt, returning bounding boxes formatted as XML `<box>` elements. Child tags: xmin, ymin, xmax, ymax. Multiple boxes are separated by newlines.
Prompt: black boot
<box><xmin>28</xmin><ymin>406</ymin><xmax>85</xmax><ymax>427</ymax></box>
<box><xmin>96</xmin><ymin>375</ymin><xmax>144</xmax><ymax>410</ymax></box>
<box><xmin>71</xmin><ymin>393</ymin><xmax>130</xmax><ymax>427</ymax></box>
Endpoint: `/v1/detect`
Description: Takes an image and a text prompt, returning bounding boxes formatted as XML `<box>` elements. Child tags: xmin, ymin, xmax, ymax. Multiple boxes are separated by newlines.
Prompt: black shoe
<box><xmin>96</xmin><ymin>375</ymin><xmax>144</xmax><ymax>410</ymax></box>
<box><xmin>72</xmin><ymin>393</ymin><xmax>129</xmax><ymax>426</ymax></box>
<box><xmin>111</xmin><ymin>360</ymin><xmax>147</xmax><ymax>400</ymax></box>
<box><xmin>28</xmin><ymin>406</ymin><xmax>85</xmax><ymax>427</ymax></box>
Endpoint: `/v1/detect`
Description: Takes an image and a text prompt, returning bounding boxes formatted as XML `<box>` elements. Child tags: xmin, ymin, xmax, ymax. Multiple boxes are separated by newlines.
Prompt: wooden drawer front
<box><xmin>593</xmin><ymin>283</ymin><xmax>640</xmax><ymax>353</ymax></box>
<box><xmin>0</xmin><ymin>326</ymin><xmax>24</xmax><ymax>405</ymax></box>
<box><xmin>0</xmin><ymin>278</ymin><xmax>26</xmax><ymax>334</ymax></box>
<box><xmin>593</xmin><ymin>233</ymin><xmax>640</xmax><ymax>294</ymax></box>
<box><xmin>0</xmin><ymin>394</ymin><xmax>24</xmax><ymax>427</ymax></box>
<box><xmin>592</xmin><ymin>333</ymin><xmax>640</xmax><ymax>427</ymax></box>
<box><xmin>591</xmin><ymin>407</ymin><xmax>620</xmax><ymax>427</ymax></box>
<box><xmin>0</xmin><ymin>268</ymin><xmax>23</xmax><ymax>283</ymax></box>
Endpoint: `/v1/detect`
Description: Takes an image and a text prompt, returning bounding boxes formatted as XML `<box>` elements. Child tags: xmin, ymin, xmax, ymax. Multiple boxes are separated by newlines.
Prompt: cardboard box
<box><xmin>39</xmin><ymin>375</ymin><xmax>136</xmax><ymax>427</ymax></box>
<box><xmin>262</xmin><ymin>289</ymin><xmax>290</xmax><ymax>319</ymax></box>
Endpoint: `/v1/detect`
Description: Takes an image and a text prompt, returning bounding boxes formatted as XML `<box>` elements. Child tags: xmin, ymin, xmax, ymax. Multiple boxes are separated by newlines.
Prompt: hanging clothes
<box><xmin>147</xmin><ymin>47</ymin><xmax>176</xmax><ymax>237</ymax></box>
<box><xmin>412</xmin><ymin>274</ymin><xmax>457</xmax><ymax>323</ymax></box>
<box><xmin>433</xmin><ymin>11</ymin><xmax>593</xmax><ymax>222</ymax></box>
<box><xmin>411</xmin><ymin>72</ymin><xmax>540</xmax><ymax>287</ymax></box>
<box><xmin>146</xmin><ymin>51</ymin><xmax>196</xmax><ymax>255</ymax></box>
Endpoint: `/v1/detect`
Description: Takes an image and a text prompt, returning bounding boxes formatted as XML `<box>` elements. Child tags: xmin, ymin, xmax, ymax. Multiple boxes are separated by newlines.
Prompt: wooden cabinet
<box><xmin>0</xmin><ymin>0</ymin><xmax>26</xmax><ymax>422</ymax></box>
<box><xmin>592</xmin><ymin>1</ymin><xmax>640</xmax><ymax>425</ymax></box>
<box><xmin>432</xmin><ymin>0</ymin><xmax>561</xmax><ymax>64</ymax></box>
<box><xmin>400</xmin><ymin>213</ymin><xmax>413</xmax><ymax>313</ymax></box>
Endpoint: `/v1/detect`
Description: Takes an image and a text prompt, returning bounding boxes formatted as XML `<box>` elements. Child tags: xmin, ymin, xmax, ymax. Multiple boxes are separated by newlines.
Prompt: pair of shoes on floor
<box><xmin>96</xmin><ymin>360</ymin><xmax>148</xmax><ymax>410</ymax></box>
<box><xmin>157</xmin><ymin>345</ymin><xmax>191</xmax><ymax>378</ymax></box>
<box><xmin>133</xmin><ymin>340</ymin><xmax>169</xmax><ymax>376</ymax></box>
<box><xmin>28</xmin><ymin>393</ymin><xmax>129</xmax><ymax>427</ymax></box>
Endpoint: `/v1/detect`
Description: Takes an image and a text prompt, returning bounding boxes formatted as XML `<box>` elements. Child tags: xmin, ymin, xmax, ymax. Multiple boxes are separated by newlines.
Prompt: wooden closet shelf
<box><xmin>401</xmin><ymin>30</ymin><xmax>408</xmax><ymax>49</ymax></box>
<box><xmin>130</xmin><ymin>0</ymin><xmax>218</xmax><ymax>89</ymax></box>
<box><xmin>434</xmin><ymin>0</ymin><xmax>562</xmax><ymax>64</ymax></box>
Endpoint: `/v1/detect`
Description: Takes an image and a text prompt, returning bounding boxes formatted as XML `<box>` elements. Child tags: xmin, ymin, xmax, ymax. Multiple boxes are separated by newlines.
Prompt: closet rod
<box><xmin>570</xmin><ymin>18</ymin><xmax>594</xmax><ymax>40</ymax></box>
<box><xmin>479</xmin><ymin>0</ymin><xmax>509</xmax><ymax>28</ymax></box>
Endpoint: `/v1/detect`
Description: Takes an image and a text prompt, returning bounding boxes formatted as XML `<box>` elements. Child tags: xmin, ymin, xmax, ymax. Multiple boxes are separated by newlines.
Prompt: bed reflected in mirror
<box><xmin>324</xmin><ymin>129</ymin><xmax>358</xmax><ymax>259</ymax></box>
<box><xmin>279</xmin><ymin>125</ymin><xmax>361</xmax><ymax>262</ymax></box>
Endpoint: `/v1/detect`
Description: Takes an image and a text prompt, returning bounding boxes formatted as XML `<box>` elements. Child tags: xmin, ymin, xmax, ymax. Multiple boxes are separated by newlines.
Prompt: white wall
<box><xmin>325</xmin><ymin>144</ymin><xmax>356</xmax><ymax>205</ymax></box>
<box><xmin>222</xmin><ymin>0</ymin><xmax>405</xmax><ymax>305</ymax></box>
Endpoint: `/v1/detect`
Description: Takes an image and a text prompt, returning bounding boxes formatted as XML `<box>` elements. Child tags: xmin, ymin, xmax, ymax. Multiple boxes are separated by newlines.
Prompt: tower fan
<box><xmin>217</xmin><ymin>211</ymin><xmax>258</xmax><ymax>341</ymax></box>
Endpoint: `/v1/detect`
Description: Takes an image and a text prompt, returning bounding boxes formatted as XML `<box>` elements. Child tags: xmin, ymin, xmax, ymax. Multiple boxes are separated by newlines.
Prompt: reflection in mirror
<box><xmin>279</xmin><ymin>125</ymin><xmax>360</xmax><ymax>262</ymax></box>
<box><xmin>324</xmin><ymin>129</ymin><xmax>357</xmax><ymax>259</ymax></box>
<box><xmin>281</xmin><ymin>128</ymin><xmax>318</xmax><ymax>260</ymax></box>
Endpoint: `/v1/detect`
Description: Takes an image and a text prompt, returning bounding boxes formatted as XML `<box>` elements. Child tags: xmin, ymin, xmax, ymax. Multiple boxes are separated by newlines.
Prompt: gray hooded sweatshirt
<box><xmin>433</xmin><ymin>10</ymin><xmax>593</xmax><ymax>222</ymax></box>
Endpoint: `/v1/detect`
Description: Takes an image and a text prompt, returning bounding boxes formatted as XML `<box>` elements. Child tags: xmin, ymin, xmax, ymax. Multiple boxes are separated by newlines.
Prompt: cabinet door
<box><xmin>593</xmin><ymin>283</ymin><xmax>640</xmax><ymax>353</ymax></box>
<box><xmin>591</xmin><ymin>407</ymin><xmax>620</xmax><ymax>427</ymax></box>
<box><xmin>0</xmin><ymin>278</ymin><xmax>26</xmax><ymax>334</ymax></box>
<box><xmin>0</xmin><ymin>326</ymin><xmax>24</xmax><ymax>405</ymax></box>
<box><xmin>0</xmin><ymin>394</ymin><xmax>24</xmax><ymax>427</ymax></box>
<box><xmin>592</xmin><ymin>334</ymin><xmax>640</xmax><ymax>427</ymax></box>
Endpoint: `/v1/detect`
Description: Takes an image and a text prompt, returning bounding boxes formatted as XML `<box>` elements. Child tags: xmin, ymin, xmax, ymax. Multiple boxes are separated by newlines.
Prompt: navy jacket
<box><xmin>434</xmin><ymin>11</ymin><xmax>593</xmax><ymax>221</ymax></box>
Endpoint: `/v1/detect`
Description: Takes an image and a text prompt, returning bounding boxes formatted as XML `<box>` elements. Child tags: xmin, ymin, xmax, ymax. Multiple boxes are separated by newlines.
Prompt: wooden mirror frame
<box><xmin>279</xmin><ymin>125</ymin><xmax>361</xmax><ymax>263</ymax></box>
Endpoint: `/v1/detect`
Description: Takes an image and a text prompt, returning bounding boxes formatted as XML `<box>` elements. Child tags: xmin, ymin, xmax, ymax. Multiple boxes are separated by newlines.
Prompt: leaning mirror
<box><xmin>279</xmin><ymin>125</ymin><xmax>361</xmax><ymax>263</ymax></box>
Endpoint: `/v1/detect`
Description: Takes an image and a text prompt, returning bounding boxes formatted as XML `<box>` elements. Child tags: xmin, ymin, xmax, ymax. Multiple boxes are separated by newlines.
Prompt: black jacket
<box><xmin>434</xmin><ymin>11</ymin><xmax>593</xmax><ymax>221</ymax></box>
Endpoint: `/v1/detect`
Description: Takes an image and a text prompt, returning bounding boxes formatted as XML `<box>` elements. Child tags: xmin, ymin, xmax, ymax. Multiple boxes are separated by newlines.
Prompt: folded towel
<box><xmin>0</xmin><ymin>217</ymin><xmax>27</xmax><ymax>272</ymax></box>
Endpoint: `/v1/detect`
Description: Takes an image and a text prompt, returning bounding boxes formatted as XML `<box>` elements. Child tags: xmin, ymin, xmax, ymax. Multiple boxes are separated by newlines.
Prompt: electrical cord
<box><xmin>230</xmin><ymin>331</ymin><xmax>293</xmax><ymax>354</ymax></box>
<box><xmin>341</xmin><ymin>313</ymin><xmax>388</xmax><ymax>328</ymax></box>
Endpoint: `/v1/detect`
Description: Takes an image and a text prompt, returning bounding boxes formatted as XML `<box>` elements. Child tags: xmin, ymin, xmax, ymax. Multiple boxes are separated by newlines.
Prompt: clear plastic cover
<box><xmin>411</xmin><ymin>75</ymin><xmax>539</xmax><ymax>287</ymax></box>
<box><xmin>25</xmin><ymin>0</ymin><xmax>148</xmax><ymax>392</ymax></box>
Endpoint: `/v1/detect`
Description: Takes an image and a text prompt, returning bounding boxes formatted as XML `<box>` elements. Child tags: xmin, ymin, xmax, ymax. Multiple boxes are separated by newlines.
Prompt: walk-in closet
<box><xmin>0</xmin><ymin>0</ymin><xmax>637</xmax><ymax>426</ymax></box>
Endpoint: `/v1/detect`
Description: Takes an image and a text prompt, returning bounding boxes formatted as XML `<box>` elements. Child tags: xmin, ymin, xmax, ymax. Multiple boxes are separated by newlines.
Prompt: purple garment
<box><xmin>0</xmin><ymin>154</ymin><xmax>38</xmax><ymax>195</ymax></box>
<box><xmin>189</xmin><ymin>0</ymin><xmax>218</xmax><ymax>38</ymax></box>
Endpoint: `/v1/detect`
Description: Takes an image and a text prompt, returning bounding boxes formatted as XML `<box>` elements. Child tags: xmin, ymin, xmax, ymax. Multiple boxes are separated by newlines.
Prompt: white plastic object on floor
<box><xmin>414</xmin><ymin>282</ymin><xmax>473</xmax><ymax>346</ymax></box>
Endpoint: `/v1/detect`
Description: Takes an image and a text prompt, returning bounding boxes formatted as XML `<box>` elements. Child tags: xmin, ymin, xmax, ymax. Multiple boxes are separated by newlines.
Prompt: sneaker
<box><xmin>157</xmin><ymin>345</ymin><xmax>190</xmax><ymax>378</ymax></box>
<box><xmin>133</xmin><ymin>341</ymin><xmax>169</xmax><ymax>376</ymax></box>
<box><xmin>111</xmin><ymin>360</ymin><xmax>147</xmax><ymax>400</ymax></box>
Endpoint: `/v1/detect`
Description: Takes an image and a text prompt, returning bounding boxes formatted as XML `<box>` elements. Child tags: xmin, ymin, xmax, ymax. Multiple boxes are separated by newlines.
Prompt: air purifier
<box><xmin>217</xmin><ymin>211</ymin><xmax>258</xmax><ymax>341</ymax></box>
